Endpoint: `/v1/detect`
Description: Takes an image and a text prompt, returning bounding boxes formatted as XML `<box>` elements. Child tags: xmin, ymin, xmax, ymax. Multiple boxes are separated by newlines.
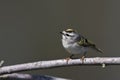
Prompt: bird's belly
<box><xmin>63</xmin><ymin>42</ymin><xmax>87</xmax><ymax>54</ymax></box>
<box><xmin>67</xmin><ymin>46</ymin><xmax>87</xmax><ymax>54</ymax></box>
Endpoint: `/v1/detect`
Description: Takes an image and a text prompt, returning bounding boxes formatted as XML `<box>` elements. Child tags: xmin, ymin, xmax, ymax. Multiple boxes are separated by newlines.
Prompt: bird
<box><xmin>60</xmin><ymin>28</ymin><xmax>103</xmax><ymax>61</ymax></box>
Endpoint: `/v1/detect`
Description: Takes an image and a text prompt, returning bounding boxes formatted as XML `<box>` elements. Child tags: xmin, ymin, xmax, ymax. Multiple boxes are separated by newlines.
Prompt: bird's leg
<box><xmin>65</xmin><ymin>54</ymin><xmax>74</xmax><ymax>63</ymax></box>
<box><xmin>81</xmin><ymin>52</ymin><xmax>87</xmax><ymax>63</ymax></box>
<box><xmin>70</xmin><ymin>54</ymin><xmax>74</xmax><ymax>58</ymax></box>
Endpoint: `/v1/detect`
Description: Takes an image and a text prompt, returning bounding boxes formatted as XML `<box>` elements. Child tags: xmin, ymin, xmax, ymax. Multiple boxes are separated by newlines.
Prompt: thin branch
<box><xmin>0</xmin><ymin>57</ymin><xmax>120</xmax><ymax>75</ymax></box>
<box><xmin>0</xmin><ymin>73</ymin><xmax>70</xmax><ymax>80</ymax></box>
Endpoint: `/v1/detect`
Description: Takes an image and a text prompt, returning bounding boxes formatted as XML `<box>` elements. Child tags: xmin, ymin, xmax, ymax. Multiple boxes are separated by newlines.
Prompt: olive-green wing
<box><xmin>78</xmin><ymin>38</ymin><xmax>103</xmax><ymax>53</ymax></box>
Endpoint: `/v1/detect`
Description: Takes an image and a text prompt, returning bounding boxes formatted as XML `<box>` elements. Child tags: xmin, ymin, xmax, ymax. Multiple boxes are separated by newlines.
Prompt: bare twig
<box><xmin>0</xmin><ymin>73</ymin><xmax>70</xmax><ymax>80</ymax></box>
<box><xmin>0</xmin><ymin>57</ymin><xmax>120</xmax><ymax>75</ymax></box>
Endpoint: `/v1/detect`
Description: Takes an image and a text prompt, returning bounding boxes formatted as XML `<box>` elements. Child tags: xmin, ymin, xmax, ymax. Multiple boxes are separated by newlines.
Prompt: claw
<box><xmin>81</xmin><ymin>56</ymin><xmax>85</xmax><ymax>63</ymax></box>
<box><xmin>65</xmin><ymin>57</ymin><xmax>71</xmax><ymax>63</ymax></box>
<box><xmin>65</xmin><ymin>54</ymin><xmax>74</xmax><ymax>63</ymax></box>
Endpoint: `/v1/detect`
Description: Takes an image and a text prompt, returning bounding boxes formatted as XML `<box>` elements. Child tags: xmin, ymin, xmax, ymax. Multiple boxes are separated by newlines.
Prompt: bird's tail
<box><xmin>92</xmin><ymin>46</ymin><xmax>104</xmax><ymax>53</ymax></box>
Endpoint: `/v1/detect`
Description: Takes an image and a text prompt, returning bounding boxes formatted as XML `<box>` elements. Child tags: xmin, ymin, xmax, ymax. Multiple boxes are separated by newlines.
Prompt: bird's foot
<box><xmin>81</xmin><ymin>56</ymin><xmax>85</xmax><ymax>63</ymax></box>
<box><xmin>65</xmin><ymin>54</ymin><xmax>74</xmax><ymax>63</ymax></box>
<box><xmin>65</xmin><ymin>57</ymin><xmax>71</xmax><ymax>63</ymax></box>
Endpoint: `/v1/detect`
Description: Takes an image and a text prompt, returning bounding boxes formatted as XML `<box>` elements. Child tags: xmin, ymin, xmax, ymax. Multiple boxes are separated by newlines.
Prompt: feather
<box><xmin>78</xmin><ymin>37</ymin><xmax>103</xmax><ymax>53</ymax></box>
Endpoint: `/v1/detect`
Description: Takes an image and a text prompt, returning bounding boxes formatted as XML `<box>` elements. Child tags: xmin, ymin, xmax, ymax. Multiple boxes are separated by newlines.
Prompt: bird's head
<box><xmin>60</xmin><ymin>29</ymin><xmax>79</xmax><ymax>41</ymax></box>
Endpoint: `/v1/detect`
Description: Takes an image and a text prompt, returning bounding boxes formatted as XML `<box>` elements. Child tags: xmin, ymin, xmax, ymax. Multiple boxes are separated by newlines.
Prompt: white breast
<box><xmin>62</xmin><ymin>39</ymin><xmax>88</xmax><ymax>54</ymax></box>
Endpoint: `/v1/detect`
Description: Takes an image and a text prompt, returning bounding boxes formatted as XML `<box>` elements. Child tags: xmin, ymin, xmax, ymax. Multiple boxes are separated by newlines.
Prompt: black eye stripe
<box><xmin>66</xmin><ymin>34</ymin><xmax>74</xmax><ymax>37</ymax></box>
<box><xmin>66</xmin><ymin>34</ymin><xmax>70</xmax><ymax>36</ymax></box>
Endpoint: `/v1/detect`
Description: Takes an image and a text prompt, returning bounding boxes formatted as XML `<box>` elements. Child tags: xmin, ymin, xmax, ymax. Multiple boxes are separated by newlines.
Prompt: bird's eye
<box><xmin>66</xmin><ymin>34</ymin><xmax>69</xmax><ymax>36</ymax></box>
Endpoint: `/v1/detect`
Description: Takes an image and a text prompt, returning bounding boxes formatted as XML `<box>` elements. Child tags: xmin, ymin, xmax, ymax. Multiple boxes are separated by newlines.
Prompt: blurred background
<box><xmin>0</xmin><ymin>0</ymin><xmax>120</xmax><ymax>80</ymax></box>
